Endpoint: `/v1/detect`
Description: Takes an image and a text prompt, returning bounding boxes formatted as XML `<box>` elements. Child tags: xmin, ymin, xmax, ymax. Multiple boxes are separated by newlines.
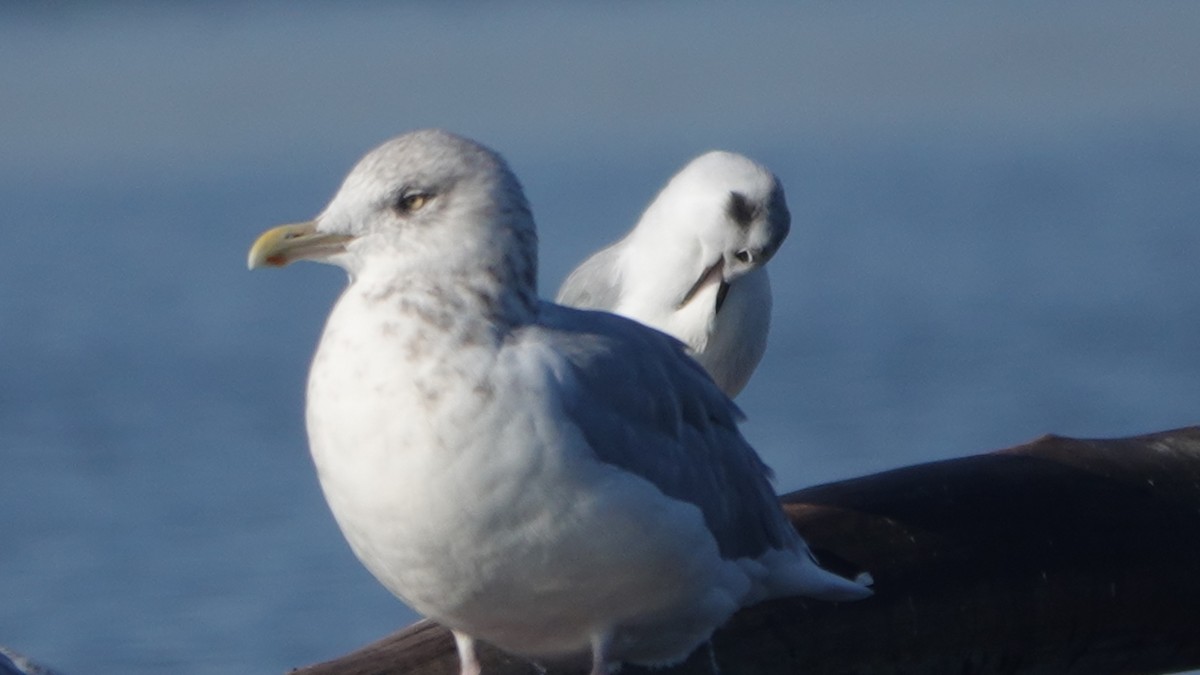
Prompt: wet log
<box><xmin>293</xmin><ymin>426</ymin><xmax>1200</xmax><ymax>675</ymax></box>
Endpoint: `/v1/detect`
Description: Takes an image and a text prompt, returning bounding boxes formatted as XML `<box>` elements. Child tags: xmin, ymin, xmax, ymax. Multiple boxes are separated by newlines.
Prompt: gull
<box><xmin>556</xmin><ymin>151</ymin><xmax>790</xmax><ymax>397</ymax></box>
<box><xmin>248</xmin><ymin>130</ymin><xmax>870</xmax><ymax>675</ymax></box>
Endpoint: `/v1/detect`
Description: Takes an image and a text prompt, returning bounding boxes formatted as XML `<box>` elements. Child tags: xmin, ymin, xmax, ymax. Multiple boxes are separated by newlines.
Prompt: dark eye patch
<box><xmin>727</xmin><ymin>191</ymin><xmax>756</xmax><ymax>227</ymax></box>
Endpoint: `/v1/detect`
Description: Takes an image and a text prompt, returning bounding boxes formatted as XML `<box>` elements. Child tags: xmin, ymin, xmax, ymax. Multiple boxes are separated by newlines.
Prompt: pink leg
<box><xmin>453</xmin><ymin>630</ymin><xmax>481</xmax><ymax>675</ymax></box>
<box><xmin>589</xmin><ymin>632</ymin><xmax>614</xmax><ymax>675</ymax></box>
<box><xmin>705</xmin><ymin>640</ymin><xmax>720</xmax><ymax>675</ymax></box>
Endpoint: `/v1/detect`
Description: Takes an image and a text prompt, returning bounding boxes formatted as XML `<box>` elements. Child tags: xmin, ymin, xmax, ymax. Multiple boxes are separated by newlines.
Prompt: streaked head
<box><xmin>248</xmin><ymin>130</ymin><xmax>537</xmax><ymax>308</ymax></box>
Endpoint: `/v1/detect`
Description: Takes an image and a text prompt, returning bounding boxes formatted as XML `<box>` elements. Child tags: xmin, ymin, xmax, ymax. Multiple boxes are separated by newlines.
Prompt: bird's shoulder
<box><xmin>554</xmin><ymin>243</ymin><xmax>625</xmax><ymax>310</ymax></box>
<box><xmin>521</xmin><ymin>301</ymin><xmax>739</xmax><ymax>433</ymax></box>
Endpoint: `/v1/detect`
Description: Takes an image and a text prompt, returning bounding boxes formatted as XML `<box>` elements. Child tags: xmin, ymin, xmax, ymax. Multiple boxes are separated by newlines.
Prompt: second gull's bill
<box><xmin>557</xmin><ymin>151</ymin><xmax>790</xmax><ymax>397</ymax></box>
<box><xmin>248</xmin><ymin>130</ymin><xmax>869</xmax><ymax>675</ymax></box>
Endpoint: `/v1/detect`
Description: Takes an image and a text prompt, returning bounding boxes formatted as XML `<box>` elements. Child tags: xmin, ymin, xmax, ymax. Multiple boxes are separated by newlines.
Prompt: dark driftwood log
<box><xmin>293</xmin><ymin>427</ymin><xmax>1200</xmax><ymax>675</ymax></box>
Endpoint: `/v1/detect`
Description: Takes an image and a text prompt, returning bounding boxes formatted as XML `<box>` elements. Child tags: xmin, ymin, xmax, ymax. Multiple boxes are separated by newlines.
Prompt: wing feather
<box><xmin>554</xmin><ymin>244</ymin><xmax>625</xmax><ymax>311</ymax></box>
<box><xmin>525</xmin><ymin>303</ymin><xmax>798</xmax><ymax>561</ymax></box>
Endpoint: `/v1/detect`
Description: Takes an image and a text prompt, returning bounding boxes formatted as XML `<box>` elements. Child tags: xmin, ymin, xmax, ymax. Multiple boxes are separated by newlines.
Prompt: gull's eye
<box><xmin>393</xmin><ymin>192</ymin><xmax>430</xmax><ymax>215</ymax></box>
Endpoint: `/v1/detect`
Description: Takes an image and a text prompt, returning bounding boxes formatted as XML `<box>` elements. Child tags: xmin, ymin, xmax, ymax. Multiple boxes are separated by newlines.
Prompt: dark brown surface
<box><xmin>293</xmin><ymin>427</ymin><xmax>1200</xmax><ymax>675</ymax></box>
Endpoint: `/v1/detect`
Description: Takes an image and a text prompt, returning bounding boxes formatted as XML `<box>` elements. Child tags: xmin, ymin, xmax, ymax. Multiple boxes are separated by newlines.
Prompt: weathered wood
<box><xmin>293</xmin><ymin>427</ymin><xmax>1200</xmax><ymax>675</ymax></box>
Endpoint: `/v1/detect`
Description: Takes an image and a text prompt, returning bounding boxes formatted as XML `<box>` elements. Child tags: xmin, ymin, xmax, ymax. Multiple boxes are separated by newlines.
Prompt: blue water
<box><xmin>1</xmin><ymin>3</ymin><xmax>1198</xmax><ymax>674</ymax></box>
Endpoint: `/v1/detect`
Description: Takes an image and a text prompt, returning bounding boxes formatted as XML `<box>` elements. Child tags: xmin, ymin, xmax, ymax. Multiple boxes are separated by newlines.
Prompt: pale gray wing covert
<box><xmin>530</xmin><ymin>302</ymin><xmax>799</xmax><ymax>561</ymax></box>
<box><xmin>555</xmin><ymin>243</ymin><xmax>624</xmax><ymax>311</ymax></box>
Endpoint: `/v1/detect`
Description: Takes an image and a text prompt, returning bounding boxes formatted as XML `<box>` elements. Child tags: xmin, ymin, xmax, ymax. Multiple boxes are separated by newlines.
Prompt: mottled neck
<box><xmin>355</xmin><ymin>235</ymin><xmax>539</xmax><ymax>340</ymax></box>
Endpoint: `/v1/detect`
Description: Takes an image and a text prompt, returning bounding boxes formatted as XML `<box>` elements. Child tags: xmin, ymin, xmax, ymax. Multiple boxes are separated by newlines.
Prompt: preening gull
<box><xmin>556</xmin><ymin>151</ymin><xmax>790</xmax><ymax>397</ymax></box>
<box><xmin>248</xmin><ymin>130</ymin><xmax>869</xmax><ymax>675</ymax></box>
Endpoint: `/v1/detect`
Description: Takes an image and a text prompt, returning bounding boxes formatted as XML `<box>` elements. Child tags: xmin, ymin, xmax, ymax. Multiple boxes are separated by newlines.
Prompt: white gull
<box><xmin>556</xmin><ymin>151</ymin><xmax>790</xmax><ymax>397</ymax></box>
<box><xmin>248</xmin><ymin>130</ymin><xmax>869</xmax><ymax>675</ymax></box>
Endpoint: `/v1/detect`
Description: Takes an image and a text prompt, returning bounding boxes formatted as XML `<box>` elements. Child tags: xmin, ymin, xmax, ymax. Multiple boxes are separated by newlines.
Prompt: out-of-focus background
<box><xmin>1</xmin><ymin>3</ymin><xmax>1197</xmax><ymax>674</ymax></box>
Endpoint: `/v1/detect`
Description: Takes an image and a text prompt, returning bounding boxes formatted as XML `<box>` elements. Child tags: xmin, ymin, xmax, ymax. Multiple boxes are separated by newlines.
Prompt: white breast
<box><xmin>304</xmin><ymin>287</ymin><xmax>754</xmax><ymax>663</ymax></box>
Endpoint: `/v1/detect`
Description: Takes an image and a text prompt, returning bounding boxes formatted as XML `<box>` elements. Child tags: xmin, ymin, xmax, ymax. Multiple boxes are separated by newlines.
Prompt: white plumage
<box><xmin>248</xmin><ymin>130</ymin><xmax>868</xmax><ymax>675</ymax></box>
<box><xmin>557</xmin><ymin>151</ymin><xmax>790</xmax><ymax>397</ymax></box>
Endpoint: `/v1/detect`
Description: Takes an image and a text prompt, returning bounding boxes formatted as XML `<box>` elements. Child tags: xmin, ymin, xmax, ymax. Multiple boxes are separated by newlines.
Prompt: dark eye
<box><xmin>393</xmin><ymin>192</ymin><xmax>430</xmax><ymax>214</ymax></box>
<box><xmin>727</xmin><ymin>191</ymin><xmax>755</xmax><ymax>227</ymax></box>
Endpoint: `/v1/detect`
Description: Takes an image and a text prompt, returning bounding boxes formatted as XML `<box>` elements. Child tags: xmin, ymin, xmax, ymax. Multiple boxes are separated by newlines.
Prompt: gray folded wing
<box><xmin>555</xmin><ymin>244</ymin><xmax>624</xmax><ymax>311</ymax></box>
<box><xmin>530</xmin><ymin>302</ymin><xmax>798</xmax><ymax>561</ymax></box>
